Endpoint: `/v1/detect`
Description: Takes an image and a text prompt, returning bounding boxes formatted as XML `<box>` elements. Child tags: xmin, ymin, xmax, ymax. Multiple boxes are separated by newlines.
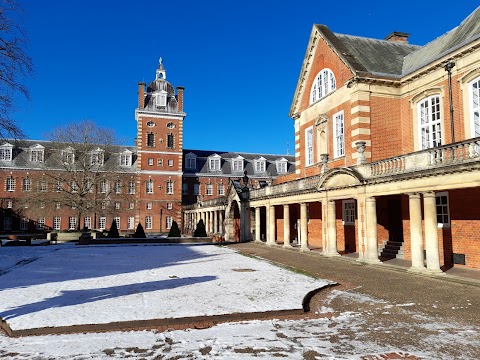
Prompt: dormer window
<box><xmin>276</xmin><ymin>158</ymin><xmax>288</xmax><ymax>173</ymax></box>
<box><xmin>254</xmin><ymin>157</ymin><xmax>267</xmax><ymax>173</ymax></box>
<box><xmin>156</xmin><ymin>91</ymin><xmax>167</xmax><ymax>107</ymax></box>
<box><xmin>232</xmin><ymin>156</ymin><xmax>244</xmax><ymax>172</ymax></box>
<box><xmin>30</xmin><ymin>144</ymin><xmax>44</xmax><ymax>163</ymax></box>
<box><xmin>62</xmin><ymin>147</ymin><xmax>75</xmax><ymax>164</ymax></box>
<box><xmin>120</xmin><ymin>149</ymin><xmax>132</xmax><ymax>166</ymax></box>
<box><xmin>90</xmin><ymin>148</ymin><xmax>104</xmax><ymax>166</ymax></box>
<box><xmin>0</xmin><ymin>143</ymin><xmax>13</xmax><ymax>161</ymax></box>
<box><xmin>310</xmin><ymin>68</ymin><xmax>336</xmax><ymax>105</ymax></box>
<box><xmin>208</xmin><ymin>154</ymin><xmax>221</xmax><ymax>171</ymax></box>
<box><xmin>185</xmin><ymin>153</ymin><xmax>197</xmax><ymax>170</ymax></box>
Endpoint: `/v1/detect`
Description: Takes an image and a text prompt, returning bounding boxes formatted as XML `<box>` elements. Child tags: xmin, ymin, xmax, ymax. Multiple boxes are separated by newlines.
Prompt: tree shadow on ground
<box><xmin>0</xmin><ymin>244</ymin><xmax>220</xmax><ymax>291</ymax></box>
<box><xmin>1</xmin><ymin>275</ymin><xmax>217</xmax><ymax>323</ymax></box>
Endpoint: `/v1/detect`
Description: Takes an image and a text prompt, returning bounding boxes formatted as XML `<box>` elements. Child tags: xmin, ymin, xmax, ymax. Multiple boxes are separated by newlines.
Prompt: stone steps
<box><xmin>378</xmin><ymin>240</ymin><xmax>404</xmax><ymax>259</ymax></box>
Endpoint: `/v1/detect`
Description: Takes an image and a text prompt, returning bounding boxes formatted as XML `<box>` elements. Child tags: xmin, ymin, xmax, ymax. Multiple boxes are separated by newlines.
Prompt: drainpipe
<box><xmin>444</xmin><ymin>62</ymin><xmax>455</xmax><ymax>143</ymax></box>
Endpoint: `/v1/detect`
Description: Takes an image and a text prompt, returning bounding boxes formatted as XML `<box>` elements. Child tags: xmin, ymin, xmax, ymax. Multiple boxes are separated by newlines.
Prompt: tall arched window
<box><xmin>469</xmin><ymin>76</ymin><xmax>480</xmax><ymax>138</ymax></box>
<box><xmin>310</xmin><ymin>68</ymin><xmax>336</xmax><ymax>104</ymax></box>
<box><xmin>418</xmin><ymin>95</ymin><xmax>442</xmax><ymax>149</ymax></box>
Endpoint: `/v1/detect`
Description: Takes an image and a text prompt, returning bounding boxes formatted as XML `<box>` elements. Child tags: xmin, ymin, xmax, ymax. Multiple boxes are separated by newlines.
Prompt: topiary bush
<box><xmin>193</xmin><ymin>219</ymin><xmax>207</xmax><ymax>237</ymax></box>
<box><xmin>134</xmin><ymin>223</ymin><xmax>146</xmax><ymax>238</ymax></box>
<box><xmin>168</xmin><ymin>221</ymin><xmax>181</xmax><ymax>237</ymax></box>
<box><xmin>107</xmin><ymin>220</ymin><xmax>119</xmax><ymax>238</ymax></box>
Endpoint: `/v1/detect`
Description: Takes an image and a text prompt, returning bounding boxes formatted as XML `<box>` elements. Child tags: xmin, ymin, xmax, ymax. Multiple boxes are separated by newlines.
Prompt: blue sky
<box><xmin>15</xmin><ymin>0</ymin><xmax>479</xmax><ymax>155</ymax></box>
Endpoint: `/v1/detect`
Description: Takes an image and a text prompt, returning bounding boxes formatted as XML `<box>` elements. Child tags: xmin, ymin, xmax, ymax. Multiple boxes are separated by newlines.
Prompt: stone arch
<box><xmin>224</xmin><ymin>183</ymin><xmax>243</xmax><ymax>242</ymax></box>
<box><xmin>317</xmin><ymin>168</ymin><xmax>363</xmax><ymax>190</ymax></box>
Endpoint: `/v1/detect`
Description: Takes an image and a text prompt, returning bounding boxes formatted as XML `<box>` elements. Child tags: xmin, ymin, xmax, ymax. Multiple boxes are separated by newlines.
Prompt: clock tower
<box><xmin>135</xmin><ymin>58</ymin><xmax>185</xmax><ymax>233</ymax></box>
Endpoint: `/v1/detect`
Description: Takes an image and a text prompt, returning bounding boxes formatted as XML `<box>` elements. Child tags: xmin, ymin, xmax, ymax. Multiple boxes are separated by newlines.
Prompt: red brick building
<box><xmin>220</xmin><ymin>7</ymin><xmax>480</xmax><ymax>272</ymax></box>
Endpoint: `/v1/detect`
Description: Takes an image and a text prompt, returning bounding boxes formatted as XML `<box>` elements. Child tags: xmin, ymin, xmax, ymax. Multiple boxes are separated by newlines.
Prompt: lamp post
<box><xmin>444</xmin><ymin>61</ymin><xmax>455</xmax><ymax>143</ymax></box>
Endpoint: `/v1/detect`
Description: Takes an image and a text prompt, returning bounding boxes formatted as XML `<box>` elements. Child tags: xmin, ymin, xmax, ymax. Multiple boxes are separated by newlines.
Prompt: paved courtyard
<box><xmin>0</xmin><ymin>242</ymin><xmax>479</xmax><ymax>359</ymax></box>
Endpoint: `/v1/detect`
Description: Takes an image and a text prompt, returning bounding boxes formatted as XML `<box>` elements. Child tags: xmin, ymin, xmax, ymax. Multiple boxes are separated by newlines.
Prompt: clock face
<box><xmin>147</xmin><ymin>121</ymin><xmax>155</xmax><ymax>128</ymax></box>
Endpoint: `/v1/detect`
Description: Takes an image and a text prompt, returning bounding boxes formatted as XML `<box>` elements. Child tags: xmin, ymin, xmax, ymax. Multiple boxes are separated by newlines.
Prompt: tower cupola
<box><xmin>156</xmin><ymin>57</ymin><xmax>166</xmax><ymax>80</ymax></box>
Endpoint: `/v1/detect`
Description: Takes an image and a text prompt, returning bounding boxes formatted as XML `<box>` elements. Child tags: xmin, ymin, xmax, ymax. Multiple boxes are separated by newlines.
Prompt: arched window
<box><xmin>310</xmin><ymin>68</ymin><xmax>336</xmax><ymax>104</ymax></box>
<box><xmin>469</xmin><ymin>76</ymin><xmax>480</xmax><ymax>138</ymax></box>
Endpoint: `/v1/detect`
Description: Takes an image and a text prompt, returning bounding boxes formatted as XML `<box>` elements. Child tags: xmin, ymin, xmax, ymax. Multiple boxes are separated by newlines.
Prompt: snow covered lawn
<box><xmin>0</xmin><ymin>243</ymin><xmax>331</xmax><ymax>331</ymax></box>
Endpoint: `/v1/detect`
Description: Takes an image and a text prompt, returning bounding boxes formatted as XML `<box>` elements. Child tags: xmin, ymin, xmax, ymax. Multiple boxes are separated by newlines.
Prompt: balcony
<box><xmin>250</xmin><ymin>137</ymin><xmax>480</xmax><ymax>200</ymax></box>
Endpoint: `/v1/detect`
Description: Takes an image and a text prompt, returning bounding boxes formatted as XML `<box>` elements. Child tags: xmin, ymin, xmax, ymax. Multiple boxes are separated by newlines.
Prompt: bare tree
<box><xmin>20</xmin><ymin>120</ymin><xmax>133</xmax><ymax>230</ymax></box>
<box><xmin>0</xmin><ymin>0</ymin><xmax>33</xmax><ymax>139</ymax></box>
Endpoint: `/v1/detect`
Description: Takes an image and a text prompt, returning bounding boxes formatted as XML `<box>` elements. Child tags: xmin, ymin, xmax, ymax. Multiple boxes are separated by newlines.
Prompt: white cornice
<box><xmin>139</xmin><ymin>170</ymin><xmax>183</xmax><ymax>176</ymax></box>
<box><xmin>135</xmin><ymin>109</ymin><xmax>186</xmax><ymax>121</ymax></box>
<box><xmin>138</xmin><ymin>150</ymin><xmax>183</xmax><ymax>155</ymax></box>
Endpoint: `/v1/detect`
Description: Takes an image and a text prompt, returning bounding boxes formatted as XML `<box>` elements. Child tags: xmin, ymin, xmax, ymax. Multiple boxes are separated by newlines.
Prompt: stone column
<box><xmin>255</xmin><ymin>207</ymin><xmax>261</xmax><ymax>242</ymax></box>
<box><xmin>409</xmin><ymin>193</ymin><xmax>425</xmax><ymax>271</ymax></box>
<box><xmin>423</xmin><ymin>192</ymin><xmax>443</xmax><ymax>274</ymax></box>
<box><xmin>356</xmin><ymin>197</ymin><xmax>365</xmax><ymax>261</ymax></box>
<box><xmin>266</xmin><ymin>204</ymin><xmax>276</xmax><ymax>246</ymax></box>
<box><xmin>213</xmin><ymin>210</ymin><xmax>218</xmax><ymax>234</ymax></box>
<box><xmin>300</xmin><ymin>202</ymin><xmax>309</xmax><ymax>251</ymax></box>
<box><xmin>283</xmin><ymin>204</ymin><xmax>291</xmax><ymax>248</ymax></box>
<box><xmin>209</xmin><ymin>211</ymin><xmax>214</xmax><ymax>234</ymax></box>
<box><xmin>326</xmin><ymin>200</ymin><xmax>339</xmax><ymax>256</ymax></box>
<box><xmin>365</xmin><ymin>197</ymin><xmax>381</xmax><ymax>263</ymax></box>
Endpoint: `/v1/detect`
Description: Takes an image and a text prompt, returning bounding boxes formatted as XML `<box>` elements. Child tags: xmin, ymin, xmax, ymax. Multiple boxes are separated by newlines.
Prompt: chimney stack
<box><xmin>137</xmin><ymin>82</ymin><xmax>146</xmax><ymax>109</ymax></box>
<box><xmin>385</xmin><ymin>31</ymin><xmax>410</xmax><ymax>43</ymax></box>
<box><xmin>177</xmin><ymin>86</ymin><xmax>185</xmax><ymax>112</ymax></box>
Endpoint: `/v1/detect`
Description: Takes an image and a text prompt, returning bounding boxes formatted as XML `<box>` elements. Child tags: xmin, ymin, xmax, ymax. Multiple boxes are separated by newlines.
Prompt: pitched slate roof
<box><xmin>0</xmin><ymin>139</ymin><xmax>137</xmax><ymax>173</ymax></box>
<box><xmin>402</xmin><ymin>6</ymin><xmax>480</xmax><ymax>75</ymax></box>
<box><xmin>183</xmin><ymin>149</ymin><xmax>295</xmax><ymax>177</ymax></box>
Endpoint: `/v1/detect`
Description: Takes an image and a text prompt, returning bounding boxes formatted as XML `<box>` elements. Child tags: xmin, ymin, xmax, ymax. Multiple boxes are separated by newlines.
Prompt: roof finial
<box><xmin>159</xmin><ymin>57</ymin><xmax>163</xmax><ymax>65</ymax></box>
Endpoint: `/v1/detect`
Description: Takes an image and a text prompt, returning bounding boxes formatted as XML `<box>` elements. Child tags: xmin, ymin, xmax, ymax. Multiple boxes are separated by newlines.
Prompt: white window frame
<box><xmin>128</xmin><ymin>180</ymin><xmax>135</xmax><ymax>194</ymax></box>
<box><xmin>206</xmin><ymin>183</ymin><xmax>213</xmax><ymax>195</ymax></box>
<box><xmin>276</xmin><ymin>159</ymin><xmax>288</xmax><ymax>173</ymax></box>
<box><xmin>99</xmin><ymin>217</ymin><xmax>107</xmax><ymax>230</ymax></box>
<box><xmin>208</xmin><ymin>155</ymin><xmax>221</xmax><ymax>171</ymax></box>
<box><xmin>418</xmin><ymin>95</ymin><xmax>442</xmax><ymax>149</ymax></box>
<box><xmin>436</xmin><ymin>192</ymin><xmax>450</xmax><ymax>228</ymax></box>
<box><xmin>310</xmin><ymin>68</ymin><xmax>336</xmax><ymax>105</ymax></box>
<box><xmin>69</xmin><ymin>217</ymin><xmax>77</xmax><ymax>230</ymax></box>
<box><xmin>114</xmin><ymin>180</ymin><xmax>121</xmax><ymax>194</ymax></box>
<box><xmin>148</xmin><ymin>158</ymin><xmax>154</xmax><ymax>166</ymax></box>
<box><xmin>333</xmin><ymin>111</ymin><xmax>345</xmax><ymax>158</ymax></box>
<box><xmin>30</xmin><ymin>146</ymin><xmax>44</xmax><ymax>163</ymax></box>
<box><xmin>305</xmin><ymin>126</ymin><xmax>314</xmax><ymax>166</ymax></box>
<box><xmin>22</xmin><ymin>177</ymin><xmax>31</xmax><ymax>191</ymax></box>
<box><xmin>469</xmin><ymin>76</ymin><xmax>480</xmax><ymax>138</ymax></box>
<box><xmin>166</xmin><ymin>181</ymin><xmax>174</xmax><ymax>194</ymax></box>
<box><xmin>100</xmin><ymin>179</ymin><xmax>108</xmax><ymax>193</ymax></box>
<box><xmin>146</xmin><ymin>180</ymin><xmax>154</xmax><ymax>194</ymax></box>
<box><xmin>115</xmin><ymin>202</ymin><xmax>121</xmax><ymax>210</ymax></box>
<box><xmin>129</xmin><ymin>202</ymin><xmax>135</xmax><ymax>209</ymax></box>
<box><xmin>127</xmin><ymin>217</ymin><xmax>135</xmax><ymax>230</ymax></box>
<box><xmin>39</xmin><ymin>179</ymin><xmax>47</xmax><ymax>192</ymax></box>
<box><xmin>145</xmin><ymin>216</ymin><xmax>152</xmax><ymax>230</ymax></box>
<box><xmin>254</xmin><ymin>157</ymin><xmax>266</xmax><ymax>173</ymax></box>
<box><xmin>0</xmin><ymin>144</ymin><xmax>13</xmax><ymax>161</ymax></box>
<box><xmin>6</xmin><ymin>177</ymin><xmax>15</xmax><ymax>192</ymax></box>
<box><xmin>90</xmin><ymin>149</ymin><xmax>104</xmax><ymax>166</ymax></box>
<box><xmin>120</xmin><ymin>150</ymin><xmax>132</xmax><ymax>167</ymax></box>
<box><xmin>53</xmin><ymin>216</ymin><xmax>61</xmax><ymax>230</ymax></box>
<box><xmin>218</xmin><ymin>184</ymin><xmax>224</xmax><ymax>196</ymax></box>
<box><xmin>146</xmin><ymin>202</ymin><xmax>152</xmax><ymax>210</ymax></box>
<box><xmin>84</xmin><ymin>216</ymin><xmax>91</xmax><ymax>230</ymax></box>
<box><xmin>167</xmin><ymin>202</ymin><xmax>173</xmax><ymax>210</ymax></box>
<box><xmin>6</xmin><ymin>199</ymin><xmax>12</xmax><ymax>208</ymax></box>
<box><xmin>62</xmin><ymin>148</ymin><xmax>75</xmax><ymax>164</ymax></box>
<box><xmin>166</xmin><ymin>216</ymin><xmax>173</xmax><ymax>229</ymax></box>
<box><xmin>114</xmin><ymin>217</ymin><xmax>120</xmax><ymax>229</ymax></box>
<box><xmin>342</xmin><ymin>200</ymin><xmax>355</xmax><ymax>225</ymax></box>
<box><xmin>167</xmin><ymin>159</ymin><xmax>173</xmax><ymax>167</ymax></box>
<box><xmin>232</xmin><ymin>156</ymin><xmax>244</xmax><ymax>172</ymax></box>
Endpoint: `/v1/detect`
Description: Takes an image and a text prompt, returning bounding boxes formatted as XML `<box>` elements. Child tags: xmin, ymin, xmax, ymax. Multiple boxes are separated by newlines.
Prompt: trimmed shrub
<box><xmin>134</xmin><ymin>223</ymin><xmax>146</xmax><ymax>238</ymax></box>
<box><xmin>193</xmin><ymin>219</ymin><xmax>207</xmax><ymax>237</ymax></box>
<box><xmin>168</xmin><ymin>221</ymin><xmax>181</xmax><ymax>237</ymax></box>
<box><xmin>107</xmin><ymin>220</ymin><xmax>119</xmax><ymax>238</ymax></box>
